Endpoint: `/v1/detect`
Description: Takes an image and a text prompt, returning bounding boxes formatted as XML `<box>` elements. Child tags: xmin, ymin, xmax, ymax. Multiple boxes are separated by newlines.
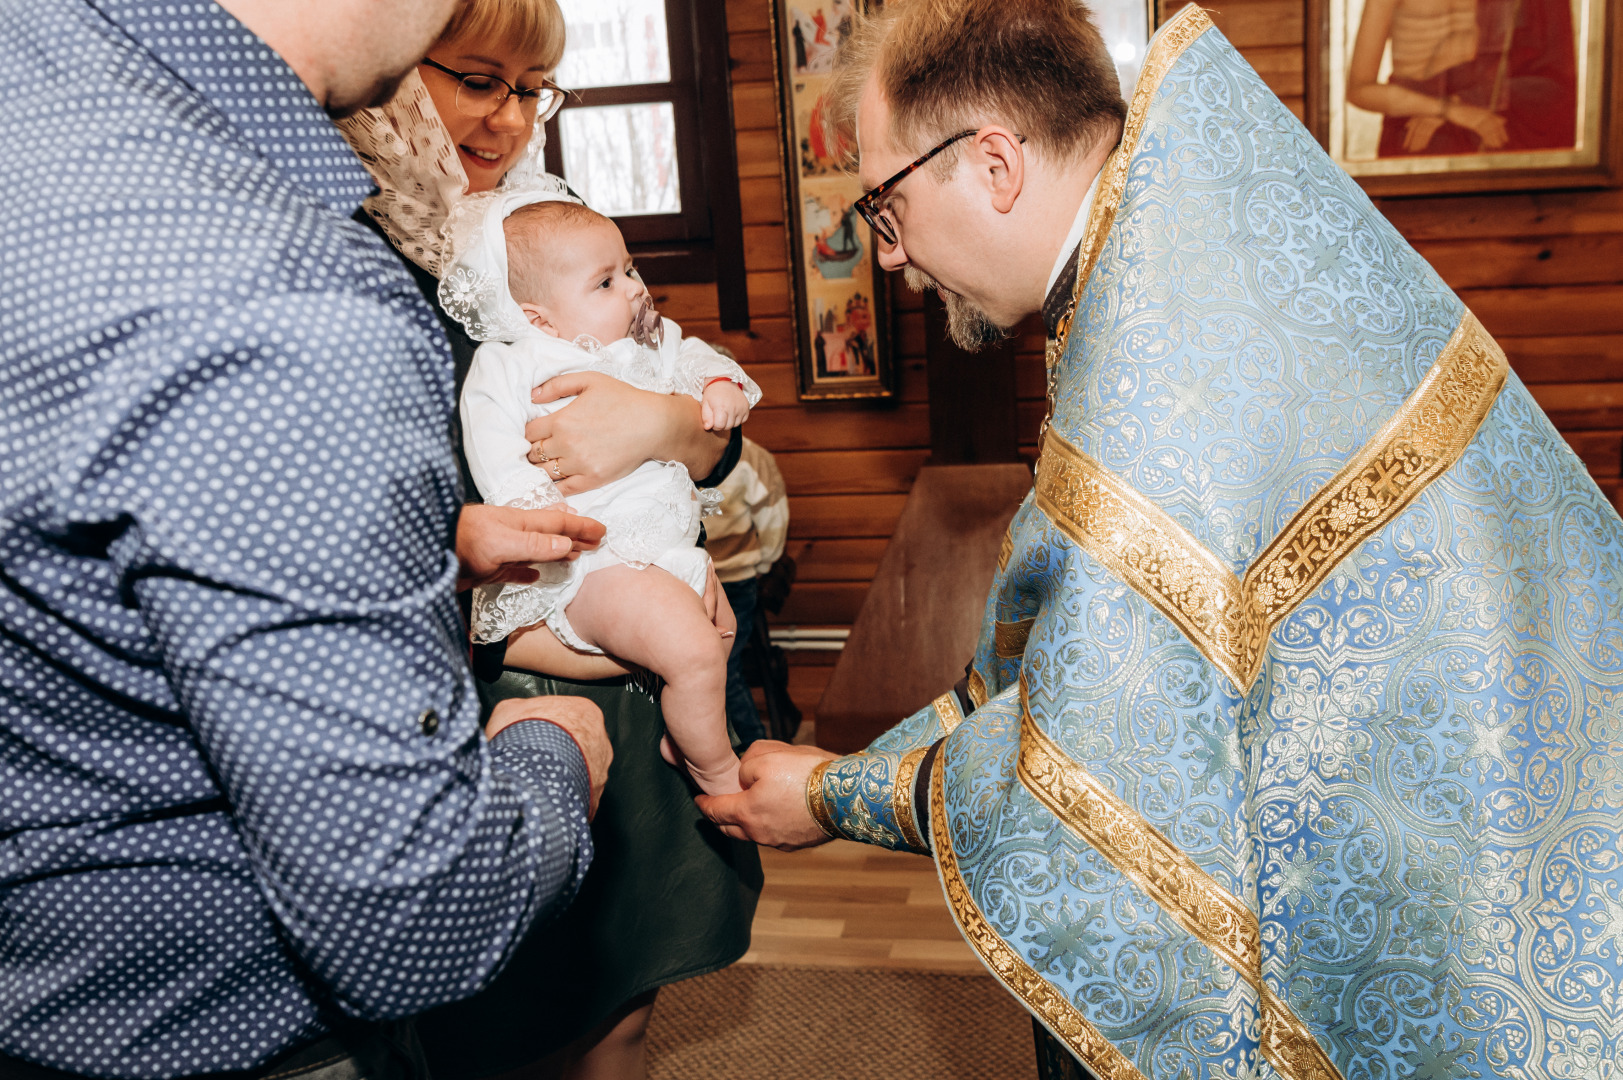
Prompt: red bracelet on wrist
<box><xmin>704</xmin><ymin>376</ymin><xmax>743</xmax><ymax>390</ymax></box>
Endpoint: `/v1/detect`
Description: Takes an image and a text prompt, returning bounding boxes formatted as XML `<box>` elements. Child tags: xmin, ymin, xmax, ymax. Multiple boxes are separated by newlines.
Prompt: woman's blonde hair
<box><xmin>435</xmin><ymin>0</ymin><xmax>568</xmax><ymax>73</ymax></box>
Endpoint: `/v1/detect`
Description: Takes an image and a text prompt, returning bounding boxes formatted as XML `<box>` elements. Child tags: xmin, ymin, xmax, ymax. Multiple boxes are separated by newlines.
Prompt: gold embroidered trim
<box><xmin>1052</xmin><ymin>5</ymin><xmax>1214</xmax><ymax>352</ymax></box>
<box><xmin>1016</xmin><ymin>687</ymin><xmax>1344</xmax><ymax>1080</ymax></box>
<box><xmin>806</xmin><ymin>759</ymin><xmax>843</xmax><ymax>840</ymax></box>
<box><xmin>1034</xmin><ymin>314</ymin><xmax>1508</xmax><ymax>690</ymax></box>
<box><xmin>933</xmin><ymin>758</ymin><xmax>1148</xmax><ymax>1080</ymax></box>
<box><xmin>892</xmin><ymin>746</ymin><xmax>930</xmax><ymax>852</ymax></box>
<box><xmin>1246</xmin><ymin>315</ymin><xmax>1508</xmax><ymax>642</ymax></box>
<box><xmin>998</xmin><ymin>528</ymin><xmax>1014</xmax><ymax>571</ymax></box>
<box><xmin>1261</xmin><ymin>986</ymin><xmax>1345</xmax><ymax>1080</ymax></box>
<box><xmin>932</xmin><ymin>692</ymin><xmax>966</xmax><ymax>735</ymax></box>
<box><xmin>1017</xmin><ymin>703</ymin><xmax>1260</xmax><ymax>976</ymax></box>
<box><xmin>1033</xmin><ymin>433</ymin><xmax>1254</xmax><ymax>687</ymax></box>
<box><xmin>994</xmin><ymin>618</ymin><xmax>1036</xmax><ymax>659</ymax></box>
<box><xmin>966</xmin><ymin>669</ymin><xmax>988</xmax><ymax>708</ymax></box>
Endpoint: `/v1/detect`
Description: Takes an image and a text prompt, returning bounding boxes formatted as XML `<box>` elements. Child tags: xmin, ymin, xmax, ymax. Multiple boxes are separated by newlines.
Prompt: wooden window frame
<box><xmin>541</xmin><ymin>0</ymin><xmax>749</xmax><ymax>328</ymax></box>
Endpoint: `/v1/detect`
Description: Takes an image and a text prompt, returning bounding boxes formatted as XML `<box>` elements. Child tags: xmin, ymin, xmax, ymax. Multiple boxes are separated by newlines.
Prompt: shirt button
<box><xmin>418</xmin><ymin>708</ymin><xmax>440</xmax><ymax>737</ymax></box>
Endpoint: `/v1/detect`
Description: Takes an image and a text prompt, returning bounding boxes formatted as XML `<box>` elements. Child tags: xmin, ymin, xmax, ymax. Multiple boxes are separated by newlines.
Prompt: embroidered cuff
<box><xmin>806</xmin><ymin>759</ymin><xmax>842</xmax><ymax>839</ymax></box>
<box><xmin>814</xmin><ymin>750</ymin><xmax>928</xmax><ymax>853</ymax></box>
<box><xmin>891</xmin><ymin>745</ymin><xmax>931</xmax><ymax>853</ymax></box>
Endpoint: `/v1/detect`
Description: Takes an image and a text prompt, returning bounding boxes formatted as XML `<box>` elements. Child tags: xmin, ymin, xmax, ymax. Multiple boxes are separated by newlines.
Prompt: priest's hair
<box><xmin>826</xmin><ymin>0</ymin><xmax>1126</xmax><ymax>175</ymax></box>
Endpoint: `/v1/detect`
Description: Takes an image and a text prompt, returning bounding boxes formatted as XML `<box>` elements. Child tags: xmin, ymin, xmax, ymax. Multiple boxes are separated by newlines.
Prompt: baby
<box><xmin>449</xmin><ymin>188</ymin><xmax>761</xmax><ymax>796</ymax></box>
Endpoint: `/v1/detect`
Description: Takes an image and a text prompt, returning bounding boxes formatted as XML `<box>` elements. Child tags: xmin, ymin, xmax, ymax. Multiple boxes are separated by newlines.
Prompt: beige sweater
<box><xmin>707</xmin><ymin>438</ymin><xmax>789</xmax><ymax>584</ymax></box>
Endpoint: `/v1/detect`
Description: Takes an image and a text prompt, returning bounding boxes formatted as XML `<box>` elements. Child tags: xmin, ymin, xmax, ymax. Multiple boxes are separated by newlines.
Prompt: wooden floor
<box><xmin>744</xmin><ymin>650</ymin><xmax>987</xmax><ymax>973</ymax></box>
<box><xmin>738</xmin><ymin>839</ymin><xmax>986</xmax><ymax>974</ymax></box>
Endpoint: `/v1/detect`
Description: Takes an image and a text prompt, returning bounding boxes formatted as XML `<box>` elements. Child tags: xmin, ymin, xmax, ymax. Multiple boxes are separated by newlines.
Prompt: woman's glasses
<box><xmin>421</xmin><ymin>58</ymin><xmax>566</xmax><ymax>123</ymax></box>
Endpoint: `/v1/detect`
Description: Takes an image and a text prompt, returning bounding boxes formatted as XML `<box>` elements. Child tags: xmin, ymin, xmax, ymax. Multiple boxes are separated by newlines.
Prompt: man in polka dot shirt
<box><xmin>0</xmin><ymin>1</ymin><xmax>617</xmax><ymax>1077</ymax></box>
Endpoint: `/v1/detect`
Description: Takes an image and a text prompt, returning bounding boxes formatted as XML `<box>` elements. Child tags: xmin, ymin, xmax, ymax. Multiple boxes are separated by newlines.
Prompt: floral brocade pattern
<box><xmin>818</xmin><ymin>749</ymin><xmax>909</xmax><ymax>850</ymax></box>
<box><xmin>1034</xmin><ymin>314</ymin><xmax>1509</xmax><ymax>691</ymax></box>
<box><xmin>1057</xmin><ymin>23</ymin><xmax>1464</xmax><ymax>568</ymax></box>
<box><xmin>818</xmin><ymin>694</ymin><xmax>968</xmax><ymax>853</ymax></box>
<box><xmin>830</xmin><ymin>9</ymin><xmax>1623</xmax><ymax>1080</ymax></box>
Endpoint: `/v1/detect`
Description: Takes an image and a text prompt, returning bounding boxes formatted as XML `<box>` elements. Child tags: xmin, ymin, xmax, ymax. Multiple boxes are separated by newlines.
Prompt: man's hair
<box><xmin>505</xmin><ymin>200</ymin><xmax>612</xmax><ymax>304</ymax></box>
<box><xmin>827</xmin><ymin>0</ymin><xmax>1127</xmax><ymax>173</ymax></box>
<box><xmin>435</xmin><ymin>0</ymin><xmax>568</xmax><ymax>73</ymax></box>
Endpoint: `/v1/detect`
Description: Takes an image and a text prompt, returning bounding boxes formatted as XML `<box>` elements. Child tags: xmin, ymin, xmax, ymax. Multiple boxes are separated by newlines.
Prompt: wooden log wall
<box><xmin>667</xmin><ymin>0</ymin><xmax>1621</xmax><ymax>631</ymax></box>
<box><xmin>642</xmin><ymin>0</ymin><xmax>937</xmax><ymax>628</ymax></box>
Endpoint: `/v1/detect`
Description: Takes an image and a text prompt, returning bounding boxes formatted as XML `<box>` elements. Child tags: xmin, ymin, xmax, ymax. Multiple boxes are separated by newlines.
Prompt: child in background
<box><xmin>444</xmin><ymin>184</ymin><xmax>761</xmax><ymax>796</ymax></box>
<box><xmin>705</xmin><ymin>436</ymin><xmax>789</xmax><ymax>748</ymax></box>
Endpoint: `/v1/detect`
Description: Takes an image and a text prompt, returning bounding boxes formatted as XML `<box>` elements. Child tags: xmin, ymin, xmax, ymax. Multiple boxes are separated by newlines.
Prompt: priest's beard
<box><xmin>902</xmin><ymin>268</ymin><xmax>1011</xmax><ymax>351</ymax></box>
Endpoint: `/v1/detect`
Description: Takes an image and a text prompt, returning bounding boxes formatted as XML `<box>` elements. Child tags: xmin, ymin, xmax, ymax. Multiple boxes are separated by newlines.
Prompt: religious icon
<box><xmin>1312</xmin><ymin>0</ymin><xmax>1617</xmax><ymax>193</ymax></box>
<box><xmin>797</xmin><ymin>89</ymin><xmax>847</xmax><ymax>178</ymax></box>
<box><xmin>804</xmin><ymin>194</ymin><xmax>865</xmax><ymax>280</ymax></box>
<box><xmin>787</xmin><ymin>1</ymin><xmax>853</xmax><ymax>75</ymax></box>
<box><xmin>773</xmin><ymin>0</ymin><xmax>895</xmax><ymax>401</ymax></box>
<box><xmin>812</xmin><ymin>294</ymin><xmax>877</xmax><ymax>378</ymax></box>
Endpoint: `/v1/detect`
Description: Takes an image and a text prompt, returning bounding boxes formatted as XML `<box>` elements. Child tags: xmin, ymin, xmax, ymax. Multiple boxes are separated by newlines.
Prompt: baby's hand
<box><xmin>701</xmin><ymin>379</ymin><xmax>750</xmax><ymax>431</ymax></box>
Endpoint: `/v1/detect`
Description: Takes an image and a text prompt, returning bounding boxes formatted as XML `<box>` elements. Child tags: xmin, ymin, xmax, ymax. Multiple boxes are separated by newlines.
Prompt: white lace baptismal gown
<box><xmin>461</xmin><ymin>322</ymin><xmax>762</xmax><ymax>651</ymax></box>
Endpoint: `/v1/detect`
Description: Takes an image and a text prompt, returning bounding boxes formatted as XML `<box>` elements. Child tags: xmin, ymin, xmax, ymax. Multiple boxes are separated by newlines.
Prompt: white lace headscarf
<box><xmin>337</xmin><ymin>70</ymin><xmax>558</xmax><ymax>277</ymax></box>
<box><xmin>436</xmin><ymin>181</ymin><xmax>584</xmax><ymax>343</ymax></box>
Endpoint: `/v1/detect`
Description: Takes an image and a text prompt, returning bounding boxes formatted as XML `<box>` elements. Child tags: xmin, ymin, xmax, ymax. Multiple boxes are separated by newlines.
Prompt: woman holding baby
<box><xmin>339</xmin><ymin>3</ymin><xmax>762</xmax><ymax>1077</ymax></box>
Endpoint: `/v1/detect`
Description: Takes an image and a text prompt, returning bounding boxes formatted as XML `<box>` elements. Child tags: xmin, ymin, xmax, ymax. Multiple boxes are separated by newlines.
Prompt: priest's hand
<box><xmin>695</xmin><ymin>740</ymin><xmax>838</xmax><ymax>850</ymax></box>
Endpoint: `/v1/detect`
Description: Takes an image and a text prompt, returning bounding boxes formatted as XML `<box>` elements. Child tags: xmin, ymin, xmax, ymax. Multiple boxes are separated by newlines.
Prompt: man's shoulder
<box><xmin>2</xmin><ymin>0</ymin><xmax>208</xmax><ymax>147</ymax></box>
<box><xmin>0</xmin><ymin>2</ymin><xmax>440</xmax><ymax>488</ymax></box>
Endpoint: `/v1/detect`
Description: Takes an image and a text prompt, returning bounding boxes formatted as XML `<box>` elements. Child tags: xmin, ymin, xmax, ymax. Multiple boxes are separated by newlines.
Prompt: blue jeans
<box><xmin>721</xmin><ymin>577</ymin><xmax>766</xmax><ymax>748</ymax></box>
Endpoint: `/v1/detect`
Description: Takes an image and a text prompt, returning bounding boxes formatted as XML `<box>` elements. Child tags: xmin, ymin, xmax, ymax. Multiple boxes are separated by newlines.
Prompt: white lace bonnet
<box><xmin>436</xmin><ymin>179</ymin><xmax>584</xmax><ymax>343</ymax></box>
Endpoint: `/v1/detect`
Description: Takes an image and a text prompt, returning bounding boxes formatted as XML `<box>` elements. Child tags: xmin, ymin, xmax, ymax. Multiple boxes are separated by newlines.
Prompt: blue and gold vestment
<box><xmin>810</xmin><ymin>8</ymin><xmax>1623</xmax><ymax>1079</ymax></box>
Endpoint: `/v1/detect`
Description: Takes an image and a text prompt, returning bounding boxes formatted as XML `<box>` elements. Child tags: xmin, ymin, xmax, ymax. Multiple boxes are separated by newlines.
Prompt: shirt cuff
<box><xmin>488</xmin><ymin>717</ymin><xmax>592</xmax><ymax>816</ymax></box>
<box><xmin>696</xmin><ymin>426</ymin><xmax>743</xmax><ymax>489</ymax></box>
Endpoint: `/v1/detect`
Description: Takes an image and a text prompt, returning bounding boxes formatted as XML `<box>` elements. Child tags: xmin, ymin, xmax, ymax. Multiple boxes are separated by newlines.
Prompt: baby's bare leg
<box><xmin>566</xmin><ymin>563</ymin><xmax>740</xmax><ymax>795</ymax></box>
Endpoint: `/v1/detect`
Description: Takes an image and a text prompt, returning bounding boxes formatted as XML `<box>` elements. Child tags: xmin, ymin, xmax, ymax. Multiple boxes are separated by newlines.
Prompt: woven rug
<box><xmin>646</xmin><ymin>964</ymin><xmax>1035</xmax><ymax>1079</ymax></box>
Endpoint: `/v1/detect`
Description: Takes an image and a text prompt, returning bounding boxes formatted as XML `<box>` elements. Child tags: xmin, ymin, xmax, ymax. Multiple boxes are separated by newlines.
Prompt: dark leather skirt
<box><xmin>415</xmin><ymin>671</ymin><xmax>762</xmax><ymax>1078</ymax></box>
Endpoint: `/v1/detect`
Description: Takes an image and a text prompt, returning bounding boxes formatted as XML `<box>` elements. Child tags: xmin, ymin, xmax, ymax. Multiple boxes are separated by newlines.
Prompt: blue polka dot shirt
<box><xmin>0</xmin><ymin>2</ymin><xmax>595</xmax><ymax>1075</ymax></box>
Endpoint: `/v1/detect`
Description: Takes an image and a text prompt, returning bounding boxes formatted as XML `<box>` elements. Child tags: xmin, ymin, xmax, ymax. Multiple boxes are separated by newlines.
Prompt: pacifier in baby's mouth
<box><xmin>629</xmin><ymin>279</ymin><xmax>663</xmax><ymax>350</ymax></box>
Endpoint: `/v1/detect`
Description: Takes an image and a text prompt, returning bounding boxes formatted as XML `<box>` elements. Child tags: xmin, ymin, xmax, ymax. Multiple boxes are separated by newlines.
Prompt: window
<box><xmin>542</xmin><ymin>0</ymin><xmax>749</xmax><ymax>328</ymax></box>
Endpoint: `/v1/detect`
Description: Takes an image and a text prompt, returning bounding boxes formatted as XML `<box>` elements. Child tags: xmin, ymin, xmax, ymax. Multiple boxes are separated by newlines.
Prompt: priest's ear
<box><xmin>972</xmin><ymin>126</ymin><xmax>1026</xmax><ymax>215</ymax></box>
<box><xmin>520</xmin><ymin>302</ymin><xmax>562</xmax><ymax>337</ymax></box>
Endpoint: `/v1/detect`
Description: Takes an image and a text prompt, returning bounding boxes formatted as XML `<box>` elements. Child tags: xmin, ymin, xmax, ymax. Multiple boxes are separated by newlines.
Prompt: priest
<box><xmin>699</xmin><ymin>1</ymin><xmax>1623</xmax><ymax>1077</ymax></box>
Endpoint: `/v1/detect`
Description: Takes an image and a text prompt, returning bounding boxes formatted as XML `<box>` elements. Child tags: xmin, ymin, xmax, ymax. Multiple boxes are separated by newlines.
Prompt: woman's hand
<box><xmin>456</xmin><ymin>504</ymin><xmax>605</xmax><ymax>591</ymax></box>
<box><xmin>486</xmin><ymin>695</ymin><xmax>612</xmax><ymax>819</ymax></box>
<box><xmin>705</xmin><ymin>562</ymin><xmax>735</xmax><ymax>639</ymax></box>
<box><xmin>526</xmin><ymin>372</ymin><xmax>729</xmax><ymax>496</ymax></box>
